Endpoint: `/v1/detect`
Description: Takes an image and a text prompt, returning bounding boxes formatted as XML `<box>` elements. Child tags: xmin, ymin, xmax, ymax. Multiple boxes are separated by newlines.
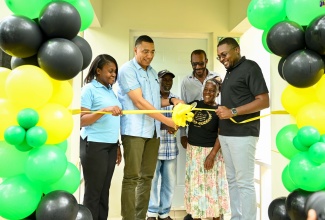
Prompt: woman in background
<box><xmin>184</xmin><ymin>78</ymin><xmax>230</xmax><ymax>220</ymax></box>
<box><xmin>80</xmin><ymin>54</ymin><xmax>122</xmax><ymax>220</ymax></box>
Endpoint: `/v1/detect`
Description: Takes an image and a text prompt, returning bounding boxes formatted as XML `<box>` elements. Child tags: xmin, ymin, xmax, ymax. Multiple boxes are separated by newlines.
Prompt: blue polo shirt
<box><xmin>80</xmin><ymin>80</ymin><xmax>121</xmax><ymax>143</ymax></box>
<box><xmin>117</xmin><ymin>58</ymin><xmax>161</xmax><ymax>138</ymax></box>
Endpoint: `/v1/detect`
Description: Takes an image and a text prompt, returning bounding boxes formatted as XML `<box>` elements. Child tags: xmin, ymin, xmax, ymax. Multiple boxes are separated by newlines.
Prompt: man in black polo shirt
<box><xmin>215</xmin><ymin>37</ymin><xmax>269</xmax><ymax>220</ymax></box>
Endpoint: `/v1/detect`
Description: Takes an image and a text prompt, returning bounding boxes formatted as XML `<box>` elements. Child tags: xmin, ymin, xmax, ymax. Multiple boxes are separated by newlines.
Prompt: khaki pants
<box><xmin>121</xmin><ymin>134</ymin><xmax>160</xmax><ymax>220</ymax></box>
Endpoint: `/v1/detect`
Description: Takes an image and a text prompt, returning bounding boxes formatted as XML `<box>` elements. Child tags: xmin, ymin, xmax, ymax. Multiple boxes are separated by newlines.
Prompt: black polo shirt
<box><xmin>219</xmin><ymin>56</ymin><xmax>269</xmax><ymax>137</ymax></box>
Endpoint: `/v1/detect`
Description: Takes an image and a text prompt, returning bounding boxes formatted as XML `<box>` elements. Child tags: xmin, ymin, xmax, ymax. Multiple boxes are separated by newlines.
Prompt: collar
<box><xmin>91</xmin><ymin>79</ymin><xmax>112</xmax><ymax>89</ymax></box>
<box><xmin>132</xmin><ymin>57</ymin><xmax>152</xmax><ymax>71</ymax></box>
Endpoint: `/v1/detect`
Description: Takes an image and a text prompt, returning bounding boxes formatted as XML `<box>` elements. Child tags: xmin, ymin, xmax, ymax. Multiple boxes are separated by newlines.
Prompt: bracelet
<box><xmin>169</xmin><ymin>97</ymin><xmax>175</xmax><ymax>105</ymax></box>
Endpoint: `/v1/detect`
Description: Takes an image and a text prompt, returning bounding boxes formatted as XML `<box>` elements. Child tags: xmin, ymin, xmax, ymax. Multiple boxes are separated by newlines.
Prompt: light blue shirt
<box><xmin>117</xmin><ymin>58</ymin><xmax>161</xmax><ymax>138</ymax></box>
<box><xmin>80</xmin><ymin>80</ymin><xmax>121</xmax><ymax>143</ymax></box>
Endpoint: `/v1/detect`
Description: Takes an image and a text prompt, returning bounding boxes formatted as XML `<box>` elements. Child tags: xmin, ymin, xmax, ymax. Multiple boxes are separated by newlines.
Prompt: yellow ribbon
<box><xmin>71</xmin><ymin>109</ymin><xmax>289</xmax><ymax>124</ymax></box>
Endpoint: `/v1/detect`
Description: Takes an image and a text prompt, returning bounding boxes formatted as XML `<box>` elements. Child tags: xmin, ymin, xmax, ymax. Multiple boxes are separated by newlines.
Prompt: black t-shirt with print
<box><xmin>187</xmin><ymin>100</ymin><xmax>218</xmax><ymax>147</ymax></box>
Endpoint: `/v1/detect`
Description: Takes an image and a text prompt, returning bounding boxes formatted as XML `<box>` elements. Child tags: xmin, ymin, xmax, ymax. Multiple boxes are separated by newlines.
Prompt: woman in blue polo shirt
<box><xmin>80</xmin><ymin>54</ymin><xmax>122</xmax><ymax>220</ymax></box>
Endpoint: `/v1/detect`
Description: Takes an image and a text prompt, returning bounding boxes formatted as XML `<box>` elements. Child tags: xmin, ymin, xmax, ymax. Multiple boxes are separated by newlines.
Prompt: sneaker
<box><xmin>184</xmin><ymin>214</ymin><xmax>193</xmax><ymax>220</ymax></box>
<box><xmin>147</xmin><ymin>218</ymin><xmax>157</xmax><ymax>220</ymax></box>
<box><xmin>158</xmin><ymin>217</ymin><xmax>173</xmax><ymax>220</ymax></box>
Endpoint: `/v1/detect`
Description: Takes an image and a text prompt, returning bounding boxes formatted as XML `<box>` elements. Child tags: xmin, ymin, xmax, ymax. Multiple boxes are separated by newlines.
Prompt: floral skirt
<box><xmin>184</xmin><ymin>144</ymin><xmax>230</xmax><ymax>218</ymax></box>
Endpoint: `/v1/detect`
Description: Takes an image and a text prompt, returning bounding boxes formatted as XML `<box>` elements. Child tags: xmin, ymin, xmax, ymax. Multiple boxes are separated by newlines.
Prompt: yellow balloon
<box><xmin>37</xmin><ymin>103</ymin><xmax>73</xmax><ymax>144</ymax></box>
<box><xmin>281</xmin><ymin>85</ymin><xmax>317</xmax><ymax>116</ymax></box>
<box><xmin>0</xmin><ymin>99</ymin><xmax>18</xmax><ymax>140</ymax></box>
<box><xmin>0</xmin><ymin>67</ymin><xmax>11</xmax><ymax>99</ymax></box>
<box><xmin>296</xmin><ymin>102</ymin><xmax>325</xmax><ymax>135</ymax></box>
<box><xmin>5</xmin><ymin>65</ymin><xmax>53</xmax><ymax>109</ymax></box>
<box><xmin>49</xmin><ymin>79</ymin><xmax>73</xmax><ymax>107</ymax></box>
<box><xmin>316</xmin><ymin>75</ymin><xmax>325</xmax><ymax>105</ymax></box>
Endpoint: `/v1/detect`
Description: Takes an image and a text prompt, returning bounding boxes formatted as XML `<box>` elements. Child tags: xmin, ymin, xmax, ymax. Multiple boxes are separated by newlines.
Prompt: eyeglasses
<box><xmin>216</xmin><ymin>47</ymin><xmax>237</xmax><ymax>61</ymax></box>
<box><xmin>191</xmin><ymin>61</ymin><xmax>205</xmax><ymax>67</ymax></box>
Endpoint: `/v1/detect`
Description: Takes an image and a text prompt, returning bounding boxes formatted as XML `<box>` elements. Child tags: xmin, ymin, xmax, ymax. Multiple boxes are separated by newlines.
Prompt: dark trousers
<box><xmin>121</xmin><ymin>134</ymin><xmax>160</xmax><ymax>220</ymax></box>
<box><xmin>80</xmin><ymin>137</ymin><xmax>118</xmax><ymax>220</ymax></box>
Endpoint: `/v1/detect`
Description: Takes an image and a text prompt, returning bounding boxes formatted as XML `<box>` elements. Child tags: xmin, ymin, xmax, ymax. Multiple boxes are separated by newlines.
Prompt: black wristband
<box><xmin>169</xmin><ymin>97</ymin><xmax>175</xmax><ymax>105</ymax></box>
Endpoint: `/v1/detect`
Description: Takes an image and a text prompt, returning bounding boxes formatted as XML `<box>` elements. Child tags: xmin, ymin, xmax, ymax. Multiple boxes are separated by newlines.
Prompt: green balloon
<box><xmin>247</xmin><ymin>0</ymin><xmax>287</xmax><ymax>30</ymax></box>
<box><xmin>0</xmin><ymin>174</ymin><xmax>42</xmax><ymax>219</ymax></box>
<box><xmin>26</xmin><ymin>126</ymin><xmax>48</xmax><ymax>148</ymax></box>
<box><xmin>289</xmin><ymin>152</ymin><xmax>325</xmax><ymax>191</ymax></box>
<box><xmin>56</xmin><ymin>139</ymin><xmax>68</xmax><ymax>152</ymax></box>
<box><xmin>0</xmin><ymin>141</ymin><xmax>28</xmax><ymax>178</ymax></box>
<box><xmin>25</xmin><ymin>146</ymin><xmax>68</xmax><ymax>184</ymax></box>
<box><xmin>293</xmin><ymin>136</ymin><xmax>309</xmax><ymax>151</ymax></box>
<box><xmin>309</xmin><ymin>142</ymin><xmax>325</xmax><ymax>164</ymax></box>
<box><xmin>276</xmin><ymin>124</ymin><xmax>300</xmax><ymax>159</ymax></box>
<box><xmin>4</xmin><ymin>125</ymin><xmax>26</xmax><ymax>145</ymax></box>
<box><xmin>320</xmin><ymin>134</ymin><xmax>325</xmax><ymax>143</ymax></box>
<box><xmin>15</xmin><ymin>139</ymin><xmax>33</xmax><ymax>152</ymax></box>
<box><xmin>43</xmin><ymin>162</ymin><xmax>80</xmax><ymax>194</ymax></box>
<box><xmin>262</xmin><ymin>28</ymin><xmax>272</xmax><ymax>53</ymax></box>
<box><xmin>286</xmin><ymin>0</ymin><xmax>325</xmax><ymax>26</ymax></box>
<box><xmin>4</xmin><ymin>0</ymin><xmax>51</xmax><ymax>19</ymax></box>
<box><xmin>17</xmin><ymin>108</ymin><xmax>39</xmax><ymax>129</ymax></box>
<box><xmin>297</xmin><ymin>126</ymin><xmax>320</xmax><ymax>148</ymax></box>
<box><xmin>281</xmin><ymin>165</ymin><xmax>298</xmax><ymax>192</ymax></box>
<box><xmin>71</xmin><ymin>0</ymin><xmax>94</xmax><ymax>31</ymax></box>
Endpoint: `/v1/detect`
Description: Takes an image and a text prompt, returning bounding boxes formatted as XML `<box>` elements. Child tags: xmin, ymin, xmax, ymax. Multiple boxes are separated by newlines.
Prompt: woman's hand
<box><xmin>181</xmin><ymin>136</ymin><xmax>188</xmax><ymax>149</ymax></box>
<box><xmin>103</xmin><ymin>106</ymin><xmax>122</xmax><ymax>116</ymax></box>
<box><xmin>116</xmin><ymin>145</ymin><xmax>122</xmax><ymax>165</ymax></box>
<box><xmin>204</xmin><ymin>153</ymin><xmax>216</xmax><ymax>170</ymax></box>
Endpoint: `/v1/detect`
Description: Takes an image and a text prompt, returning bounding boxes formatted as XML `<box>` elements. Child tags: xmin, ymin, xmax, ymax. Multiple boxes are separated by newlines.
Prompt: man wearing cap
<box><xmin>147</xmin><ymin>70</ymin><xmax>179</xmax><ymax>220</ymax></box>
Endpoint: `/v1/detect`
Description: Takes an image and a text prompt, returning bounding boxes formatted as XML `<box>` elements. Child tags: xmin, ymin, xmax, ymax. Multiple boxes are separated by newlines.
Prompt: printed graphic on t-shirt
<box><xmin>192</xmin><ymin>111</ymin><xmax>212</xmax><ymax>127</ymax></box>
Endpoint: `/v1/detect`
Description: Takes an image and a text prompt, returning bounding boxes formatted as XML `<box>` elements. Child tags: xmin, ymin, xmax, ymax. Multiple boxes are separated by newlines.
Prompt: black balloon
<box><xmin>305</xmin><ymin>191</ymin><xmax>325</xmax><ymax>220</ymax></box>
<box><xmin>0</xmin><ymin>15</ymin><xmax>43</xmax><ymax>58</ymax></box>
<box><xmin>278</xmin><ymin>57</ymin><xmax>286</xmax><ymax>80</ymax></box>
<box><xmin>11</xmin><ymin>55</ymin><xmax>39</xmax><ymax>69</ymax></box>
<box><xmin>76</xmin><ymin>204</ymin><xmax>93</xmax><ymax>220</ymax></box>
<box><xmin>282</xmin><ymin>49</ymin><xmax>324</xmax><ymax>88</ymax></box>
<box><xmin>268</xmin><ymin>197</ymin><xmax>290</xmax><ymax>220</ymax></box>
<box><xmin>71</xmin><ymin>36</ymin><xmax>92</xmax><ymax>70</ymax></box>
<box><xmin>36</xmin><ymin>190</ymin><xmax>79</xmax><ymax>220</ymax></box>
<box><xmin>305</xmin><ymin>15</ymin><xmax>325</xmax><ymax>55</ymax></box>
<box><xmin>38</xmin><ymin>38</ymin><xmax>83</xmax><ymax>80</ymax></box>
<box><xmin>39</xmin><ymin>2</ymin><xmax>81</xmax><ymax>40</ymax></box>
<box><xmin>267</xmin><ymin>21</ymin><xmax>305</xmax><ymax>57</ymax></box>
<box><xmin>285</xmin><ymin>189</ymin><xmax>313</xmax><ymax>220</ymax></box>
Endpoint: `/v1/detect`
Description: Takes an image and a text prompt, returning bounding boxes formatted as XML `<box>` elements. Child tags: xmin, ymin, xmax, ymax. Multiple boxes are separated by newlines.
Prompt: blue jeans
<box><xmin>219</xmin><ymin>135</ymin><xmax>258</xmax><ymax>220</ymax></box>
<box><xmin>147</xmin><ymin>158</ymin><xmax>177</xmax><ymax>218</ymax></box>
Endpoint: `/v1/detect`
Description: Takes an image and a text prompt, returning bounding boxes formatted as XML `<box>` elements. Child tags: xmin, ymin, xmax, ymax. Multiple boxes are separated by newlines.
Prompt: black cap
<box><xmin>158</xmin><ymin>70</ymin><xmax>175</xmax><ymax>78</ymax></box>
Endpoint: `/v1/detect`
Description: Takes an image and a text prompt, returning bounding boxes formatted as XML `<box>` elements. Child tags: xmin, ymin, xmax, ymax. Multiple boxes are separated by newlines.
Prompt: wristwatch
<box><xmin>231</xmin><ymin>108</ymin><xmax>238</xmax><ymax>116</ymax></box>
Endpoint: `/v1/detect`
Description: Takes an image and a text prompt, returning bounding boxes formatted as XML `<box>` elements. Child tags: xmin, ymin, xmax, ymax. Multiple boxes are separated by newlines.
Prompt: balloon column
<box><xmin>0</xmin><ymin>0</ymin><xmax>94</xmax><ymax>219</ymax></box>
<box><xmin>247</xmin><ymin>0</ymin><xmax>325</xmax><ymax>218</ymax></box>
